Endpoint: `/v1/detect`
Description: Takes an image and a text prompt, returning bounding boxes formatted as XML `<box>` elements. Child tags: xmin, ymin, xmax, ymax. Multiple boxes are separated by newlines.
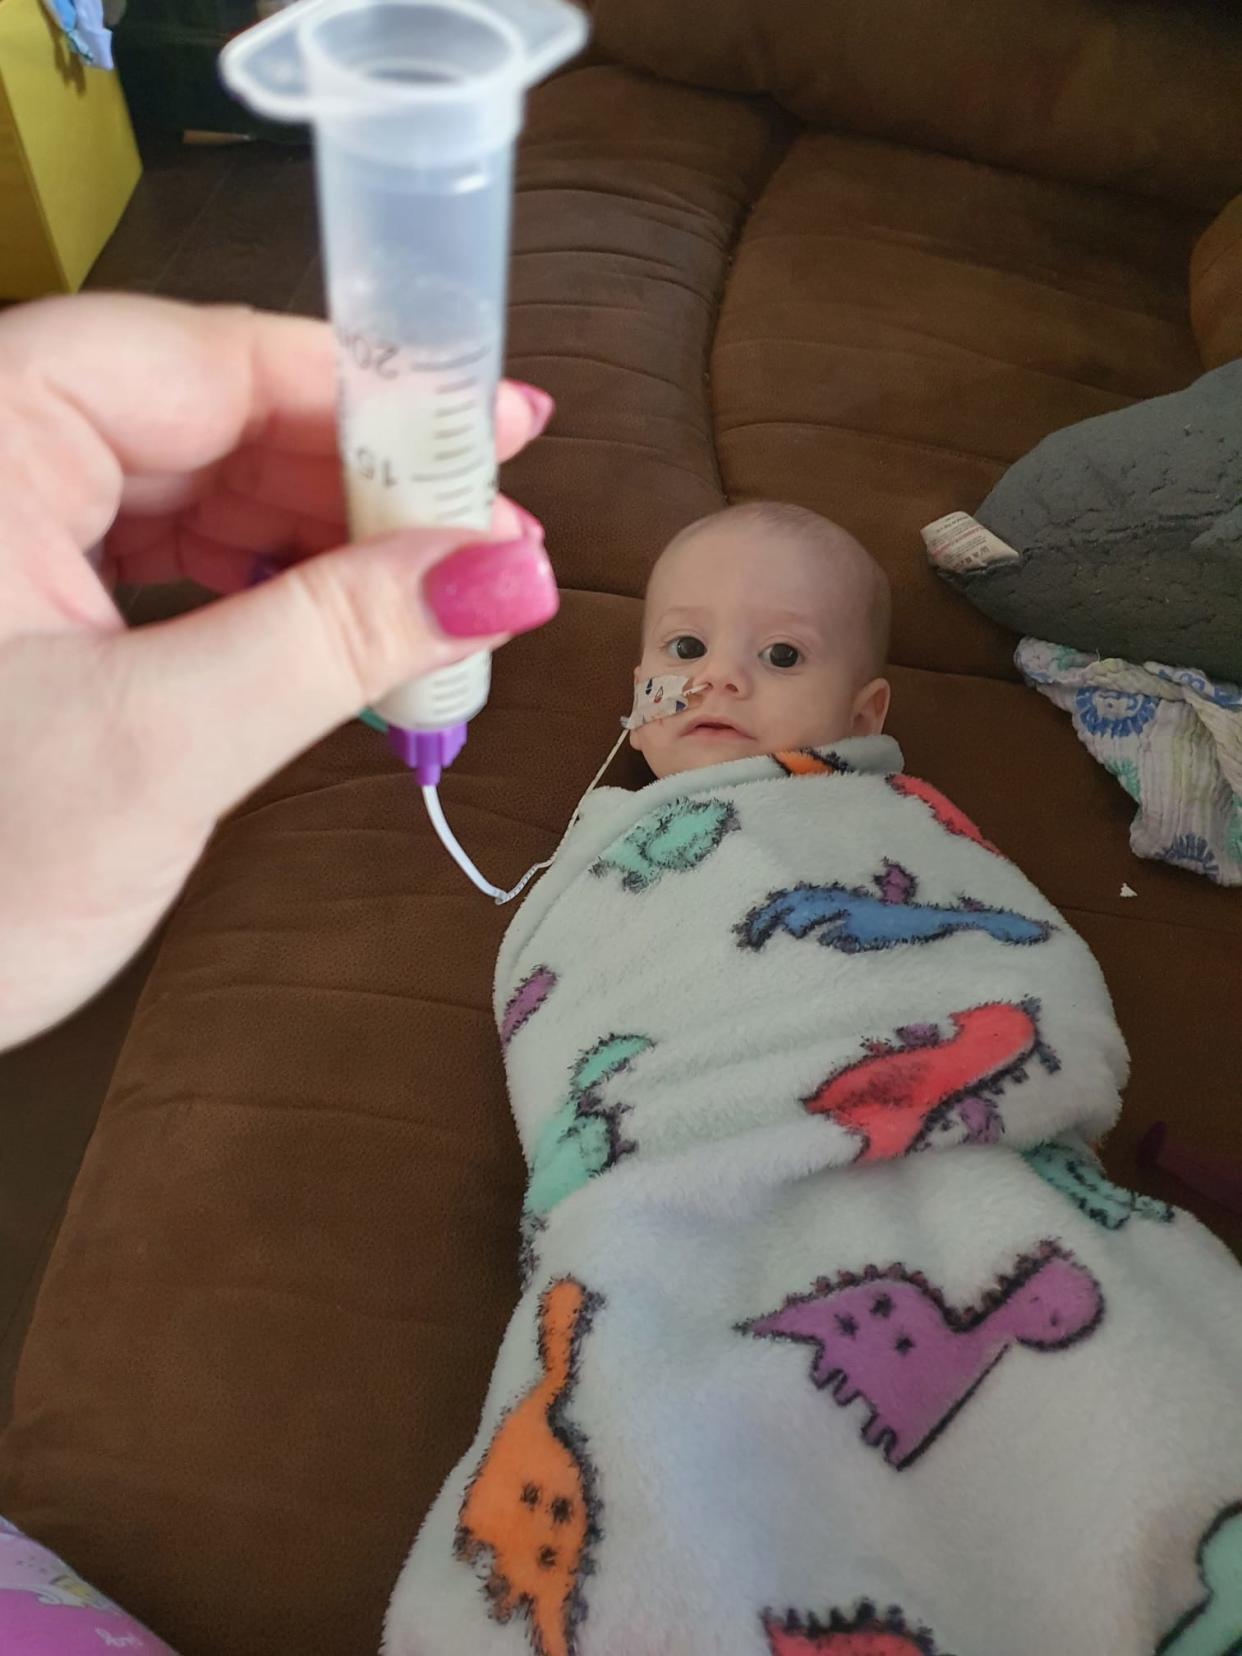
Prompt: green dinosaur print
<box><xmin>525</xmin><ymin>1034</ymin><xmax>653</xmax><ymax>1221</ymax></box>
<box><xmin>1024</xmin><ymin>1140</ymin><xmax>1173</xmax><ymax>1230</ymax></box>
<box><xmin>592</xmin><ymin>798</ymin><xmax>738</xmax><ymax>893</ymax></box>
<box><xmin>1157</xmin><ymin>1504</ymin><xmax>1242</xmax><ymax>1656</ymax></box>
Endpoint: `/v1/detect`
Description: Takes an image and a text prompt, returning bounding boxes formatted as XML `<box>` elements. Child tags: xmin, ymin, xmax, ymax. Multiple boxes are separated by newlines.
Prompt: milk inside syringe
<box><xmin>335</xmin><ymin>299</ymin><xmax>498</xmax><ymax>540</ymax></box>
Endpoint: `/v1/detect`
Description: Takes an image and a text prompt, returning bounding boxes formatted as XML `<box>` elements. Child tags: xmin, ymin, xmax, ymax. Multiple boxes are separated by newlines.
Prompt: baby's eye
<box><xmin>669</xmin><ymin>635</ymin><xmax>706</xmax><ymax>661</ymax></box>
<box><xmin>762</xmin><ymin>642</ymin><xmax>801</xmax><ymax>669</ymax></box>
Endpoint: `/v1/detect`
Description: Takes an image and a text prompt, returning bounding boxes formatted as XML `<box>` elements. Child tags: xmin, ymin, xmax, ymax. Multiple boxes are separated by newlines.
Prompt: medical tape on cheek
<box><xmin>621</xmin><ymin>674</ymin><xmax>707</xmax><ymax>730</ymax></box>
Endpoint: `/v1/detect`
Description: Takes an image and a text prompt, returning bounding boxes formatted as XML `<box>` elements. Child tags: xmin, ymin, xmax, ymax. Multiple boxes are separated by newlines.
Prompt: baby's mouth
<box><xmin>684</xmin><ymin>716</ymin><xmax>751</xmax><ymax>740</ymax></box>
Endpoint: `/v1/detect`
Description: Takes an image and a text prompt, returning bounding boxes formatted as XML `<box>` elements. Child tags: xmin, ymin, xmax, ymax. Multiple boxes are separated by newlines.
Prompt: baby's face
<box><xmin>631</xmin><ymin>522</ymin><xmax>889</xmax><ymax>780</ymax></box>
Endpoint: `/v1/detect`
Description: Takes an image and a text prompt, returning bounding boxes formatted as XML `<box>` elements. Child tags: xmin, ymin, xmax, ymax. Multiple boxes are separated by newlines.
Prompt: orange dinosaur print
<box><xmin>775</xmin><ymin>751</ymin><xmax>842</xmax><ymax>777</ymax></box>
<box><xmin>455</xmin><ymin>1278</ymin><xmax>600</xmax><ymax>1656</ymax></box>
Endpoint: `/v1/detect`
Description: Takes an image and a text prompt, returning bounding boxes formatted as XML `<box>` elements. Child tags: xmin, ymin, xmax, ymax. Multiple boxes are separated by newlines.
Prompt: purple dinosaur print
<box><xmin>502</xmin><ymin>967</ymin><xmax>557</xmax><ymax>1048</ymax></box>
<box><xmin>743</xmin><ymin>1243</ymin><xmax>1103</xmax><ymax>1469</ymax></box>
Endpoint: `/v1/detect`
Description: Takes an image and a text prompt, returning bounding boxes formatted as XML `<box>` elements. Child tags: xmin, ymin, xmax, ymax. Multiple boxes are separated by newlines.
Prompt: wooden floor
<box><xmin>0</xmin><ymin>130</ymin><xmax>323</xmax><ymax>1422</ymax></box>
<box><xmin>86</xmin><ymin>129</ymin><xmax>324</xmax><ymax>312</ymax></box>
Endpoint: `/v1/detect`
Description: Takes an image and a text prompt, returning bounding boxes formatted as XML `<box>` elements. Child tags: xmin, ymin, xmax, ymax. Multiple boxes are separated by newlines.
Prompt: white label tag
<box><xmin>922</xmin><ymin>511</ymin><xmax>1021</xmax><ymax>575</ymax></box>
<box><xmin>622</xmin><ymin>675</ymin><xmax>705</xmax><ymax>731</ymax></box>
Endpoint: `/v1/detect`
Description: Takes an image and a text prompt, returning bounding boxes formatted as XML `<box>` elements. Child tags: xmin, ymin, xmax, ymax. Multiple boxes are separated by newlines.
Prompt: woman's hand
<box><xmin>0</xmin><ymin>294</ymin><xmax>558</xmax><ymax>1048</ymax></box>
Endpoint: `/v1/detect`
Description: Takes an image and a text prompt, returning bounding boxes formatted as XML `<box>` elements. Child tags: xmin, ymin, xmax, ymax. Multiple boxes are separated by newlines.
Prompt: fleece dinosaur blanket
<box><xmin>385</xmin><ymin>739</ymin><xmax>1242</xmax><ymax>1656</ymax></box>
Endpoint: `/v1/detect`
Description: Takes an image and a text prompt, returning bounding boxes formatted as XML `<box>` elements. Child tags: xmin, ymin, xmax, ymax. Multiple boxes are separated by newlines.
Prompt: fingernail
<box><xmin>424</xmin><ymin>535</ymin><xmax>558</xmax><ymax>639</ymax></box>
<box><xmin>512</xmin><ymin>382</ymin><xmax>555</xmax><ymax>438</ymax></box>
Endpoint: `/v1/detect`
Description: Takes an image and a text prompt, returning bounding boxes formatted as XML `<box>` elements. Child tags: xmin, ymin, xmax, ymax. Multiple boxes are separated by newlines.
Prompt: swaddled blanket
<box><xmin>386</xmin><ymin>740</ymin><xmax>1242</xmax><ymax>1656</ymax></box>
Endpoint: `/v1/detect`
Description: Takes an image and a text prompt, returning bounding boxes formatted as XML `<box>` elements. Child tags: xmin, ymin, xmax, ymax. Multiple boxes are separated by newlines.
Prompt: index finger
<box><xmin>0</xmin><ymin>293</ymin><xmax>552</xmax><ymax>491</ymax></box>
<box><xmin>0</xmin><ymin>294</ymin><xmax>337</xmax><ymax>478</ymax></box>
<box><xmin>210</xmin><ymin>379</ymin><xmax>551</xmax><ymax>523</ymax></box>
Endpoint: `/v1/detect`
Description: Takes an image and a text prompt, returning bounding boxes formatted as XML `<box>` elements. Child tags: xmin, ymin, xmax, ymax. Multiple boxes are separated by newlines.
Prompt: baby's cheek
<box><xmin>632</xmin><ymin>722</ymin><xmax>679</xmax><ymax>779</ymax></box>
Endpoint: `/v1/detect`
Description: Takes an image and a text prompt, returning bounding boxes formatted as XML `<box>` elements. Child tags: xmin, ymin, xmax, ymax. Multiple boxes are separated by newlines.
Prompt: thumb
<box><xmin>118</xmin><ymin>524</ymin><xmax>557</xmax><ymax>821</ymax></box>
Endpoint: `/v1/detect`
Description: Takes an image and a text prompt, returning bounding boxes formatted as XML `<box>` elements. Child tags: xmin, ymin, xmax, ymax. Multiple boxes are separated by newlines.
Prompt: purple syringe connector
<box><xmin>387</xmin><ymin>722</ymin><xmax>469</xmax><ymax>788</ymax></box>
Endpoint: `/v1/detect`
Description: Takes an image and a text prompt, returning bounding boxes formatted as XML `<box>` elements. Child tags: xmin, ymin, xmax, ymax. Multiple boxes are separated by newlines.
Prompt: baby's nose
<box><xmin>696</xmin><ymin>652</ymin><xmax>750</xmax><ymax>696</ymax></box>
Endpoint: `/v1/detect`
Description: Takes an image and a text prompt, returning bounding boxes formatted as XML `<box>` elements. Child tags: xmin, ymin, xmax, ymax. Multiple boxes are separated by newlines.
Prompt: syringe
<box><xmin>221</xmin><ymin>0</ymin><xmax>587</xmax><ymax>789</ymax></box>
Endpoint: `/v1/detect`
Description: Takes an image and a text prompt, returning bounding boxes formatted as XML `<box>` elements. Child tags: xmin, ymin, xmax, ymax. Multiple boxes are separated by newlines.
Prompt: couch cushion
<box><xmin>585</xmin><ymin>0</ymin><xmax>1242</xmax><ymax>211</ymax></box>
<box><xmin>507</xmin><ymin>72</ymin><xmax>1204</xmax><ymax>678</ymax></box>
<box><xmin>711</xmin><ymin>130</ymin><xmax>1204</xmax><ymax>675</ymax></box>
<box><xmin>499</xmin><ymin>67</ymin><xmax>791</xmax><ymax>596</ymax></box>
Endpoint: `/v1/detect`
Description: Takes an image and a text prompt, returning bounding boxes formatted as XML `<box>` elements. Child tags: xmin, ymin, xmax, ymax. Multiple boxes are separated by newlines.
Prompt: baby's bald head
<box><xmin>632</xmin><ymin>502</ymin><xmax>892</xmax><ymax>778</ymax></box>
<box><xmin>649</xmin><ymin>502</ymin><xmax>891</xmax><ymax>678</ymax></box>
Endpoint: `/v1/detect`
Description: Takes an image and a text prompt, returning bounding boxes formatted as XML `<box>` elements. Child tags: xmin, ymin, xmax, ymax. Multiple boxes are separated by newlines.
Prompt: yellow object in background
<box><xmin>0</xmin><ymin>0</ymin><xmax>141</xmax><ymax>298</ymax></box>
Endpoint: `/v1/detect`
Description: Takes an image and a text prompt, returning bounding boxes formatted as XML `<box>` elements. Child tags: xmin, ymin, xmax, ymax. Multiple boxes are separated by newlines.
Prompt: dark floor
<box><xmin>0</xmin><ymin>129</ymin><xmax>323</xmax><ymax>1422</ymax></box>
<box><xmin>85</xmin><ymin>128</ymin><xmax>324</xmax><ymax>313</ymax></box>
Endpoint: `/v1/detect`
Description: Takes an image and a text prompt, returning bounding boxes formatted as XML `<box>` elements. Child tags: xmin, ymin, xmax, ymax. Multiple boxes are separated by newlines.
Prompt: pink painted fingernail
<box><xmin>512</xmin><ymin>381</ymin><xmax>555</xmax><ymax>437</ymax></box>
<box><xmin>424</xmin><ymin>535</ymin><xmax>559</xmax><ymax>639</ymax></box>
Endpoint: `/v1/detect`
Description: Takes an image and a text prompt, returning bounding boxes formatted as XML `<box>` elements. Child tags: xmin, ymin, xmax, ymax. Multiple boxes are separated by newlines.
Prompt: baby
<box><xmin>628</xmin><ymin>503</ymin><xmax>892</xmax><ymax>779</ymax></box>
<box><xmin>386</xmin><ymin>504</ymin><xmax>1242</xmax><ymax>1656</ymax></box>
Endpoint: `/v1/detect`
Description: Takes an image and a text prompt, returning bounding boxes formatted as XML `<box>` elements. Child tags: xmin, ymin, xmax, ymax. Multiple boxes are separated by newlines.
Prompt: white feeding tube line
<box><xmin>421</xmin><ymin>785</ymin><xmax>507</xmax><ymax>900</ymax></box>
<box><xmin>421</xmin><ymin>726</ymin><xmax>631</xmax><ymax>905</ymax></box>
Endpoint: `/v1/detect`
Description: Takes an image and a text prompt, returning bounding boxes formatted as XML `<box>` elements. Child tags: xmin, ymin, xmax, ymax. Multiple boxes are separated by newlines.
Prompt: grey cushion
<box><xmin>936</xmin><ymin>362</ymin><xmax>1242</xmax><ymax>681</ymax></box>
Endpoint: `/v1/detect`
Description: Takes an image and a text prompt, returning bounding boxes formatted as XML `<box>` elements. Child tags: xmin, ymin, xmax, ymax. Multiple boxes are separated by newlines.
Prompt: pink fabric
<box><xmin>0</xmin><ymin>1518</ymin><xmax>175</xmax><ymax>1653</ymax></box>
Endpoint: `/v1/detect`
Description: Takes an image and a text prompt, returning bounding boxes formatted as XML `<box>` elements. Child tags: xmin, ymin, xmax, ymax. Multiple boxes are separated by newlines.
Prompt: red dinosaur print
<box><xmin>804</xmin><ymin>1002</ymin><xmax>1055</xmax><ymax>1162</ymax></box>
<box><xmin>887</xmin><ymin>774</ymin><xmax>1001</xmax><ymax>855</ymax></box>
<box><xmin>763</xmin><ymin>1601</ymin><xmax>944</xmax><ymax>1654</ymax></box>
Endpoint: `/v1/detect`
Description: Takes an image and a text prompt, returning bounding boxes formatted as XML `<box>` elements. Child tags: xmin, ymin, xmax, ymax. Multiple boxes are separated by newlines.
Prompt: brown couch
<box><xmin>3</xmin><ymin>3</ymin><xmax>1241</xmax><ymax>1651</ymax></box>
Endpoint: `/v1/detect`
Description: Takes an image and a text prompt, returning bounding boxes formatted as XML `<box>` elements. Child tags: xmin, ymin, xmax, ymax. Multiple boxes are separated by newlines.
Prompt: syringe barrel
<box><xmin>220</xmin><ymin>0</ymin><xmax>587</xmax><ymax>733</ymax></box>
<box><xmin>307</xmin><ymin>4</ymin><xmax>521</xmax><ymax>732</ymax></box>
<box><xmin>318</xmin><ymin>133</ymin><xmax>509</xmax><ymax>545</ymax></box>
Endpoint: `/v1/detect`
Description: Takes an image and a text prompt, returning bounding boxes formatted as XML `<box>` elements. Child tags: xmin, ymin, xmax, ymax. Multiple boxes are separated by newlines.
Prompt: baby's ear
<box><xmin>852</xmin><ymin>677</ymin><xmax>892</xmax><ymax>736</ymax></box>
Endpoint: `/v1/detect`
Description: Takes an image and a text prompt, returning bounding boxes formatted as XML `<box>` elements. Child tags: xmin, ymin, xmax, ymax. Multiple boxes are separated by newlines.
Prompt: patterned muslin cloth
<box><xmin>1017</xmin><ymin>640</ymin><xmax>1242</xmax><ymax>885</ymax></box>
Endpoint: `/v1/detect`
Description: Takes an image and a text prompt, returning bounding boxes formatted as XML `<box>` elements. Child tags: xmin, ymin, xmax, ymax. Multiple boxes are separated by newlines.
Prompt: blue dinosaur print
<box><xmin>737</xmin><ymin>861</ymin><xmax>1052</xmax><ymax>955</ymax></box>
<box><xmin>524</xmin><ymin>1034</ymin><xmax>653</xmax><ymax>1223</ymax></box>
<box><xmin>1024</xmin><ymin>1141</ymin><xmax>1173</xmax><ymax>1230</ymax></box>
<box><xmin>593</xmin><ymin>798</ymin><xmax>738</xmax><ymax>893</ymax></box>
